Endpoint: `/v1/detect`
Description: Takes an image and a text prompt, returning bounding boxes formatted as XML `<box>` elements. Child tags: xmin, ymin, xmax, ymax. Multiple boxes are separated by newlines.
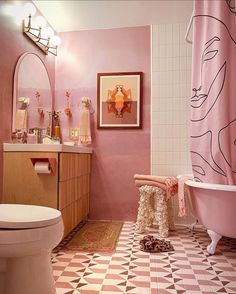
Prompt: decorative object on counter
<box><xmin>22</xmin><ymin>131</ymin><xmax>28</xmax><ymax>144</ymax></box>
<box><xmin>42</xmin><ymin>136</ymin><xmax>53</xmax><ymax>144</ymax></box>
<box><xmin>28</xmin><ymin>127</ymin><xmax>44</xmax><ymax>144</ymax></box>
<box><xmin>46</xmin><ymin>111</ymin><xmax>52</xmax><ymax>136</ymax></box>
<box><xmin>79</xmin><ymin>97</ymin><xmax>92</xmax><ymax>145</ymax></box>
<box><xmin>139</xmin><ymin>235</ymin><xmax>174</xmax><ymax>253</ymax></box>
<box><xmin>97</xmin><ymin>72</ymin><xmax>143</xmax><ymax>129</ymax></box>
<box><xmin>53</xmin><ymin>111</ymin><xmax>61</xmax><ymax>143</ymax></box>
<box><xmin>18</xmin><ymin>97</ymin><xmax>30</xmax><ymax>109</ymax></box>
<box><xmin>64</xmin><ymin>91</ymin><xmax>72</xmax><ymax>117</ymax></box>
<box><xmin>11</xmin><ymin>132</ymin><xmax>18</xmax><ymax>144</ymax></box>
<box><xmin>35</xmin><ymin>91</ymin><xmax>44</xmax><ymax>117</ymax></box>
<box><xmin>27</xmin><ymin>133</ymin><xmax>38</xmax><ymax>144</ymax></box>
<box><xmin>62</xmin><ymin>221</ymin><xmax>123</xmax><ymax>252</ymax></box>
<box><xmin>16</xmin><ymin>131</ymin><xmax>23</xmax><ymax>143</ymax></box>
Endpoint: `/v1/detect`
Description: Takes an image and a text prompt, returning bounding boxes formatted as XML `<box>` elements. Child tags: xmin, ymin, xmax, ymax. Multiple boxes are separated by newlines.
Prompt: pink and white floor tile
<box><xmin>53</xmin><ymin>222</ymin><xmax>236</xmax><ymax>294</ymax></box>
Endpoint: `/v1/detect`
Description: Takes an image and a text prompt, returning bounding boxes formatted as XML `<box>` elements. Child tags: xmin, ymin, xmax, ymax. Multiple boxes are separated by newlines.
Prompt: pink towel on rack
<box><xmin>79</xmin><ymin>108</ymin><xmax>91</xmax><ymax>145</ymax></box>
<box><xmin>177</xmin><ymin>175</ymin><xmax>193</xmax><ymax>217</ymax></box>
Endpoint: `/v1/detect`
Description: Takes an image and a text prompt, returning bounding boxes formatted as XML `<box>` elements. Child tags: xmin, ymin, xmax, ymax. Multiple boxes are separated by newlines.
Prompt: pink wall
<box><xmin>55</xmin><ymin>26</ymin><xmax>151</xmax><ymax>221</ymax></box>
<box><xmin>0</xmin><ymin>0</ymin><xmax>55</xmax><ymax>201</ymax></box>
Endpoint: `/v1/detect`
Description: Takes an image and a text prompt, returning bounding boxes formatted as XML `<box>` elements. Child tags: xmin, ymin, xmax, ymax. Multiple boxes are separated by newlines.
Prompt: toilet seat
<box><xmin>0</xmin><ymin>204</ymin><xmax>61</xmax><ymax>229</ymax></box>
<box><xmin>0</xmin><ymin>204</ymin><xmax>64</xmax><ymax>294</ymax></box>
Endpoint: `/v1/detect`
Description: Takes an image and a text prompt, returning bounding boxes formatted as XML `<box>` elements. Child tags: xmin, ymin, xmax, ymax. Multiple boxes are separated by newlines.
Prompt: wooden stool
<box><xmin>135</xmin><ymin>185</ymin><xmax>170</xmax><ymax>238</ymax></box>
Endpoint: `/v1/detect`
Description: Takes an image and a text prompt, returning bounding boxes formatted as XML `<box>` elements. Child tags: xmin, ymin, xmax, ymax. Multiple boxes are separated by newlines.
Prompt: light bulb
<box><xmin>35</xmin><ymin>16</ymin><xmax>47</xmax><ymax>28</ymax></box>
<box><xmin>2</xmin><ymin>4</ymin><xmax>15</xmax><ymax>16</ymax></box>
<box><xmin>41</xmin><ymin>26</ymin><xmax>54</xmax><ymax>39</ymax></box>
<box><xmin>51</xmin><ymin>35</ymin><xmax>61</xmax><ymax>46</ymax></box>
<box><xmin>23</xmin><ymin>2</ymin><xmax>36</xmax><ymax>16</ymax></box>
<box><xmin>13</xmin><ymin>3</ymin><xmax>25</xmax><ymax>25</ymax></box>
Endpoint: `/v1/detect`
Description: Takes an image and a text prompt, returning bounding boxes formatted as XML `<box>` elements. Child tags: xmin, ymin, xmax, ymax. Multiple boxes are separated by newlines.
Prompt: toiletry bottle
<box><xmin>22</xmin><ymin>131</ymin><xmax>27</xmax><ymax>144</ymax></box>
<box><xmin>11</xmin><ymin>132</ymin><xmax>17</xmax><ymax>144</ymax></box>
<box><xmin>53</xmin><ymin>111</ymin><xmax>61</xmax><ymax>143</ymax></box>
<box><xmin>54</xmin><ymin>125</ymin><xmax>60</xmax><ymax>140</ymax></box>
<box><xmin>46</xmin><ymin>111</ymin><xmax>52</xmax><ymax>136</ymax></box>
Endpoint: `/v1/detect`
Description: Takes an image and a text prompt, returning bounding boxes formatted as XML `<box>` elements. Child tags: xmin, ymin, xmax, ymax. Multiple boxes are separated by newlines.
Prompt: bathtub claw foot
<box><xmin>189</xmin><ymin>219</ymin><xmax>198</xmax><ymax>231</ymax></box>
<box><xmin>207</xmin><ymin>229</ymin><xmax>222</xmax><ymax>255</ymax></box>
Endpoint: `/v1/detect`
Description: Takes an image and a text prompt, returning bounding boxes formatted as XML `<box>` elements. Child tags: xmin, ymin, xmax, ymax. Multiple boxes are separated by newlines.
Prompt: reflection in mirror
<box><xmin>13</xmin><ymin>52</ymin><xmax>52</xmax><ymax>135</ymax></box>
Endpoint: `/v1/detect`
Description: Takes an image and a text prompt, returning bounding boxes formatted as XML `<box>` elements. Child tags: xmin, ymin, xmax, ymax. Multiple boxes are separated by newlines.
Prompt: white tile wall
<box><xmin>151</xmin><ymin>23</ymin><xmax>195</xmax><ymax>225</ymax></box>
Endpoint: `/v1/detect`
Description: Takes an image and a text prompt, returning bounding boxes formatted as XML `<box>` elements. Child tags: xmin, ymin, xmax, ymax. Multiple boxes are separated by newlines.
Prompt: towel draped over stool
<box><xmin>134</xmin><ymin>175</ymin><xmax>178</xmax><ymax>237</ymax></box>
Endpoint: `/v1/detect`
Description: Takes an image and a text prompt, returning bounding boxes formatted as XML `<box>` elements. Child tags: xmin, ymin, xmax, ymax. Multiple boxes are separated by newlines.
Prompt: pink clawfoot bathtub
<box><xmin>184</xmin><ymin>180</ymin><xmax>236</xmax><ymax>254</ymax></box>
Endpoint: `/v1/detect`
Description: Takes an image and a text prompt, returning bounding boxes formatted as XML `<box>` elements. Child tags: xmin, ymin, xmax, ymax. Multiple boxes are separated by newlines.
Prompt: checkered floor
<box><xmin>52</xmin><ymin>222</ymin><xmax>236</xmax><ymax>294</ymax></box>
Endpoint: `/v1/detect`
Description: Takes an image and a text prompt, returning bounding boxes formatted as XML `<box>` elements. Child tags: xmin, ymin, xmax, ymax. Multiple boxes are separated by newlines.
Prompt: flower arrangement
<box><xmin>35</xmin><ymin>91</ymin><xmax>44</xmax><ymax>117</ymax></box>
<box><xmin>64</xmin><ymin>91</ymin><xmax>72</xmax><ymax>117</ymax></box>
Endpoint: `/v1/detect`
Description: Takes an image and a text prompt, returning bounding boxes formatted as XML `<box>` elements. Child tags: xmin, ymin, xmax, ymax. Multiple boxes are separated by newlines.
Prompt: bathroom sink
<box><xmin>3</xmin><ymin>143</ymin><xmax>92</xmax><ymax>153</ymax></box>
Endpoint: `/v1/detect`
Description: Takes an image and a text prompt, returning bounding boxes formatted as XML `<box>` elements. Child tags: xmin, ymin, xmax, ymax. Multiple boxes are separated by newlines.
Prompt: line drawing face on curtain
<box><xmin>226</xmin><ymin>0</ymin><xmax>236</xmax><ymax>14</ymax></box>
<box><xmin>191</xmin><ymin>36</ymin><xmax>226</xmax><ymax>121</ymax></box>
<box><xmin>190</xmin><ymin>8</ymin><xmax>236</xmax><ymax>184</ymax></box>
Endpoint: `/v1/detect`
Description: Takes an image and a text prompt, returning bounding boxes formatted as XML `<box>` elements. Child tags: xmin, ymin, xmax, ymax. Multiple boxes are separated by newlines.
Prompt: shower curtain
<box><xmin>190</xmin><ymin>0</ymin><xmax>236</xmax><ymax>185</ymax></box>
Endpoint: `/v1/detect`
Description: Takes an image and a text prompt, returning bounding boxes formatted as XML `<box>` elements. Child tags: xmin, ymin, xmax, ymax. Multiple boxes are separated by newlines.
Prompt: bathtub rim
<box><xmin>185</xmin><ymin>179</ymin><xmax>236</xmax><ymax>192</ymax></box>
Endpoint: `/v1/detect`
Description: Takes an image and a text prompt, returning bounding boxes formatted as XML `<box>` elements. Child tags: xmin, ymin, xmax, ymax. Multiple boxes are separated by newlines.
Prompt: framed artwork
<box><xmin>97</xmin><ymin>72</ymin><xmax>143</xmax><ymax>129</ymax></box>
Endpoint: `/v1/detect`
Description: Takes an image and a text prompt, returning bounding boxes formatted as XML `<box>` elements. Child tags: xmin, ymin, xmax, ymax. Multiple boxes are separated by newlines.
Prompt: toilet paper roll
<box><xmin>34</xmin><ymin>161</ymin><xmax>51</xmax><ymax>174</ymax></box>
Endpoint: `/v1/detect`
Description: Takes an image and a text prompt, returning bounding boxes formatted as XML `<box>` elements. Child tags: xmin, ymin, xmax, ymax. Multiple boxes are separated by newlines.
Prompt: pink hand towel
<box><xmin>177</xmin><ymin>175</ymin><xmax>193</xmax><ymax>217</ymax></box>
<box><xmin>134</xmin><ymin>174</ymin><xmax>167</xmax><ymax>183</ymax></box>
<box><xmin>79</xmin><ymin>108</ymin><xmax>91</xmax><ymax>145</ymax></box>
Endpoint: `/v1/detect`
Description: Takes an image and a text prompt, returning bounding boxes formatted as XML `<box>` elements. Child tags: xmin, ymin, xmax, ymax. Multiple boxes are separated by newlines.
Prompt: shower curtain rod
<box><xmin>185</xmin><ymin>12</ymin><xmax>193</xmax><ymax>44</ymax></box>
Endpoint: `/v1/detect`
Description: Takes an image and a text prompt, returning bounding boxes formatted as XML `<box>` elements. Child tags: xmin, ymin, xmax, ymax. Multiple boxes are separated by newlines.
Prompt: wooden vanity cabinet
<box><xmin>3</xmin><ymin>151</ymin><xmax>91</xmax><ymax>237</ymax></box>
<box><xmin>59</xmin><ymin>153</ymin><xmax>91</xmax><ymax>236</ymax></box>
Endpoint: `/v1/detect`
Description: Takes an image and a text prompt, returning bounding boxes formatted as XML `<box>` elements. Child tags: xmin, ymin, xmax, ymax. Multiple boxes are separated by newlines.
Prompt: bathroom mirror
<box><xmin>12</xmin><ymin>52</ymin><xmax>53</xmax><ymax>132</ymax></box>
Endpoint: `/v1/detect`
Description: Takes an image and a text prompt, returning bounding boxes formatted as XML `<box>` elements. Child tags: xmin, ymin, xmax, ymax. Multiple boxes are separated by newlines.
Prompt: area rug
<box><xmin>65</xmin><ymin>221</ymin><xmax>123</xmax><ymax>252</ymax></box>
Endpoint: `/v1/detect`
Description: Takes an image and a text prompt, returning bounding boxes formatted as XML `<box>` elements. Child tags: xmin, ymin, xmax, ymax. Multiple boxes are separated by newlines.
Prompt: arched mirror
<box><xmin>12</xmin><ymin>52</ymin><xmax>53</xmax><ymax>133</ymax></box>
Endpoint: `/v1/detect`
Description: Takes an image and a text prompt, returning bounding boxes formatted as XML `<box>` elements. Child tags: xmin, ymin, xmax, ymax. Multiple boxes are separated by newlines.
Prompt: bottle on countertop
<box><xmin>11</xmin><ymin>132</ymin><xmax>17</xmax><ymax>144</ymax></box>
<box><xmin>53</xmin><ymin>111</ymin><xmax>61</xmax><ymax>143</ymax></box>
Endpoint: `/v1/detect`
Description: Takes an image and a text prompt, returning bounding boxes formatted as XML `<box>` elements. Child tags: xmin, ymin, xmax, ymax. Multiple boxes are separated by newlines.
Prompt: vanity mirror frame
<box><xmin>12</xmin><ymin>52</ymin><xmax>53</xmax><ymax>134</ymax></box>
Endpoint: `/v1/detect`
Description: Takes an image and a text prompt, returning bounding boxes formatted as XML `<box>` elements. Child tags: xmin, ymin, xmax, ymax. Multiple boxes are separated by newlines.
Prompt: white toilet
<box><xmin>0</xmin><ymin>204</ymin><xmax>64</xmax><ymax>294</ymax></box>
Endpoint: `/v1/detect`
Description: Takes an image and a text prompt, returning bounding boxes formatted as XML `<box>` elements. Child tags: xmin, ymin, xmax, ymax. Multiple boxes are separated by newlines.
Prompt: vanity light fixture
<box><xmin>22</xmin><ymin>2</ymin><xmax>61</xmax><ymax>56</ymax></box>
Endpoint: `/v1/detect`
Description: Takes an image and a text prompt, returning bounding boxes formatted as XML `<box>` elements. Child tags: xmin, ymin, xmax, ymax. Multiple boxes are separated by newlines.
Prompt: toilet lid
<box><xmin>0</xmin><ymin>204</ymin><xmax>62</xmax><ymax>229</ymax></box>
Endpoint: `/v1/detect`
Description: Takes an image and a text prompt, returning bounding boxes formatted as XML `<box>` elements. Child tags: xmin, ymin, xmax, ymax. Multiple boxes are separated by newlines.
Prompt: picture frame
<box><xmin>97</xmin><ymin>72</ymin><xmax>143</xmax><ymax>129</ymax></box>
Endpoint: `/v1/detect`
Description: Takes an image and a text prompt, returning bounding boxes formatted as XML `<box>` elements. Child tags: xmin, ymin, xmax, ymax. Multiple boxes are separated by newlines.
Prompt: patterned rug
<box><xmin>63</xmin><ymin>220</ymin><xmax>123</xmax><ymax>252</ymax></box>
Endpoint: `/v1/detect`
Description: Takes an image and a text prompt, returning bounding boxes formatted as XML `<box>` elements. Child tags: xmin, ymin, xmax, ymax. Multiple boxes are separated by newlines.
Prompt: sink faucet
<box><xmin>28</xmin><ymin>127</ymin><xmax>46</xmax><ymax>144</ymax></box>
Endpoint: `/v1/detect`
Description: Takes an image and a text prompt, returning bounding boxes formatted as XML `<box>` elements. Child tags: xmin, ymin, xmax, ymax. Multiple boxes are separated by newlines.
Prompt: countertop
<box><xmin>3</xmin><ymin>143</ymin><xmax>93</xmax><ymax>154</ymax></box>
